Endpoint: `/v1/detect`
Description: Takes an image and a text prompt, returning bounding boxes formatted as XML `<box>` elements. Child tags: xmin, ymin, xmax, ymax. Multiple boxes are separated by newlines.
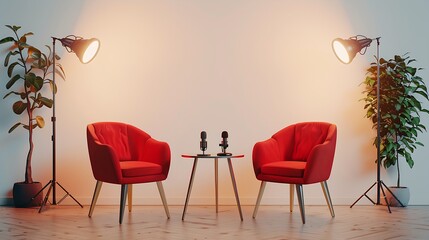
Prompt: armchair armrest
<box><xmin>303</xmin><ymin>126</ymin><xmax>337</xmax><ymax>184</ymax></box>
<box><xmin>142</xmin><ymin>138</ymin><xmax>171</xmax><ymax>176</ymax></box>
<box><xmin>252</xmin><ymin>138</ymin><xmax>282</xmax><ymax>177</ymax></box>
<box><xmin>87</xmin><ymin>138</ymin><xmax>123</xmax><ymax>184</ymax></box>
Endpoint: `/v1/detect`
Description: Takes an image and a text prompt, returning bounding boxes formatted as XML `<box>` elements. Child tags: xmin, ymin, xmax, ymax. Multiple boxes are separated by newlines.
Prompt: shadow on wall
<box><xmin>0</xmin><ymin>0</ymin><xmax>87</xmax><ymax>200</ymax></box>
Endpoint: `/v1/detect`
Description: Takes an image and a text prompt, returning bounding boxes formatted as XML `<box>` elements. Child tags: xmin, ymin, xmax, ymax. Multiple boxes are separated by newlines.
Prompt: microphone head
<box><xmin>221</xmin><ymin>131</ymin><xmax>228</xmax><ymax>138</ymax></box>
<box><xmin>201</xmin><ymin>131</ymin><xmax>207</xmax><ymax>140</ymax></box>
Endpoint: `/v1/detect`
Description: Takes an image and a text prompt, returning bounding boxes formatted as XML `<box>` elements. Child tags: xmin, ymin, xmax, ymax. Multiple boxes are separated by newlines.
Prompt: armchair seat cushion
<box><xmin>261</xmin><ymin>161</ymin><xmax>306</xmax><ymax>178</ymax></box>
<box><xmin>120</xmin><ymin>161</ymin><xmax>163</xmax><ymax>177</ymax></box>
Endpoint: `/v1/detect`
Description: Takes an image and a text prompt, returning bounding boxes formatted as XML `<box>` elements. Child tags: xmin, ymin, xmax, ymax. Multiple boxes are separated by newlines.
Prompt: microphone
<box><xmin>218</xmin><ymin>131</ymin><xmax>232</xmax><ymax>156</ymax></box>
<box><xmin>198</xmin><ymin>131</ymin><xmax>210</xmax><ymax>156</ymax></box>
<box><xmin>220</xmin><ymin>131</ymin><xmax>228</xmax><ymax>150</ymax></box>
<box><xmin>200</xmin><ymin>131</ymin><xmax>207</xmax><ymax>152</ymax></box>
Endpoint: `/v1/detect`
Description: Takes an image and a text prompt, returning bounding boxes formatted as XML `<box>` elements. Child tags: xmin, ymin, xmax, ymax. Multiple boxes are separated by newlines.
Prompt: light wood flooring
<box><xmin>1</xmin><ymin>205</ymin><xmax>429</xmax><ymax>239</ymax></box>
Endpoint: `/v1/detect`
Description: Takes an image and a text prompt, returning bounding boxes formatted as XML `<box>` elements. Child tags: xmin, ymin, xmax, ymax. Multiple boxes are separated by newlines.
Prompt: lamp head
<box><xmin>57</xmin><ymin>36</ymin><xmax>100</xmax><ymax>64</ymax></box>
<box><xmin>332</xmin><ymin>36</ymin><xmax>372</xmax><ymax>64</ymax></box>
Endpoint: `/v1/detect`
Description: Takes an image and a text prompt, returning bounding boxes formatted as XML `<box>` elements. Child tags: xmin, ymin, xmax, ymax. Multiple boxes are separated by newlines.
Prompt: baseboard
<box><xmin>0</xmin><ymin>197</ymin><xmax>14</xmax><ymax>206</ymax></box>
<box><xmin>2</xmin><ymin>196</ymin><xmax>422</xmax><ymax>206</ymax></box>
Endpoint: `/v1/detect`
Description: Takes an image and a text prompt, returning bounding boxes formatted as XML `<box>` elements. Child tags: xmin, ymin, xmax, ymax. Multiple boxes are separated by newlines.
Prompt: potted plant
<box><xmin>362</xmin><ymin>54</ymin><xmax>429</xmax><ymax>206</ymax></box>
<box><xmin>0</xmin><ymin>25</ymin><xmax>64</xmax><ymax>207</ymax></box>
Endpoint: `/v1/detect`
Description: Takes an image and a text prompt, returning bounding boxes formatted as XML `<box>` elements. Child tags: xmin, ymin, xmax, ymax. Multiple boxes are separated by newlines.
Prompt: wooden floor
<box><xmin>1</xmin><ymin>205</ymin><xmax>429</xmax><ymax>239</ymax></box>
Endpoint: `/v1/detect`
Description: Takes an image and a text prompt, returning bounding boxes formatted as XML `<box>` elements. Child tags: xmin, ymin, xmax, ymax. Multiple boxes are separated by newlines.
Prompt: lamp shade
<box><xmin>58</xmin><ymin>37</ymin><xmax>100</xmax><ymax>64</ymax></box>
<box><xmin>332</xmin><ymin>37</ymin><xmax>372</xmax><ymax>64</ymax></box>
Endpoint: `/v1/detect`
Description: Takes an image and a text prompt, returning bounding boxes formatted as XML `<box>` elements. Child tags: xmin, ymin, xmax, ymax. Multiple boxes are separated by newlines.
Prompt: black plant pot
<box><xmin>13</xmin><ymin>182</ymin><xmax>43</xmax><ymax>208</ymax></box>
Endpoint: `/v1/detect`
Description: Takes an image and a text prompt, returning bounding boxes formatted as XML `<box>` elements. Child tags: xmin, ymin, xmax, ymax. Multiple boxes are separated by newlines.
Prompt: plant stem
<box><xmin>395</xmin><ymin>133</ymin><xmax>400</xmax><ymax>187</ymax></box>
<box><xmin>397</xmin><ymin>151</ymin><xmax>400</xmax><ymax>187</ymax></box>
<box><xmin>14</xmin><ymin>29</ymin><xmax>33</xmax><ymax>184</ymax></box>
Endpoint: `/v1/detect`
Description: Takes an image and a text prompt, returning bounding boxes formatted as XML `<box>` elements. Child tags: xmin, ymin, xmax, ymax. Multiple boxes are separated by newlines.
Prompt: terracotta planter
<box><xmin>13</xmin><ymin>182</ymin><xmax>43</xmax><ymax>208</ymax></box>
<box><xmin>385</xmin><ymin>186</ymin><xmax>410</xmax><ymax>207</ymax></box>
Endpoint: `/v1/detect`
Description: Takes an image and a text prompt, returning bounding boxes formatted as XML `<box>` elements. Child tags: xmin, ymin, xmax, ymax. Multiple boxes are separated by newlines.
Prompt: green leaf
<box><xmin>3</xmin><ymin>91</ymin><xmax>21</xmax><ymax>99</ymax></box>
<box><xmin>35</xmin><ymin>116</ymin><xmax>45</xmax><ymax>128</ymax></box>
<box><xmin>12</xmin><ymin>101</ymin><xmax>27</xmax><ymax>115</ymax></box>
<box><xmin>18</xmin><ymin>42</ymin><xmax>30</xmax><ymax>48</ymax></box>
<box><xmin>28</xmin><ymin>46</ymin><xmax>41</xmax><ymax>59</ymax></box>
<box><xmin>4</xmin><ymin>51</ymin><xmax>19</xmax><ymax>67</ymax></box>
<box><xmin>56</xmin><ymin>64</ymin><xmax>66</xmax><ymax>79</ymax></box>
<box><xmin>406</xmin><ymin>67</ymin><xmax>417</xmax><ymax>76</ymax></box>
<box><xmin>7</xmin><ymin>62</ymin><xmax>20</xmax><ymax>77</ymax></box>
<box><xmin>49</xmin><ymin>80</ymin><xmax>57</xmax><ymax>94</ymax></box>
<box><xmin>8</xmin><ymin>122</ymin><xmax>22</xmax><ymax>133</ymax></box>
<box><xmin>39</xmin><ymin>97</ymin><xmax>53</xmax><ymax>108</ymax></box>
<box><xmin>395</xmin><ymin>104</ymin><xmax>401</xmax><ymax>111</ymax></box>
<box><xmin>31</xmin><ymin>76</ymin><xmax>44</xmax><ymax>91</ymax></box>
<box><xmin>23</xmin><ymin>124</ymin><xmax>37</xmax><ymax>130</ymax></box>
<box><xmin>0</xmin><ymin>36</ymin><xmax>14</xmax><ymax>44</ymax></box>
<box><xmin>6</xmin><ymin>74</ymin><xmax>21</xmax><ymax>89</ymax></box>
<box><xmin>22</xmin><ymin>32</ymin><xmax>34</xmax><ymax>38</ymax></box>
<box><xmin>5</xmin><ymin>25</ymin><xmax>21</xmax><ymax>32</ymax></box>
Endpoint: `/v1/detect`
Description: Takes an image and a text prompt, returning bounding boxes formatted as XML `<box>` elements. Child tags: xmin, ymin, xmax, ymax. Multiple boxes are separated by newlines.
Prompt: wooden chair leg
<box><xmin>290</xmin><ymin>184</ymin><xmax>294</xmax><ymax>212</ymax></box>
<box><xmin>88</xmin><ymin>181</ymin><xmax>102</xmax><ymax>217</ymax></box>
<box><xmin>252</xmin><ymin>181</ymin><xmax>266</xmax><ymax>218</ymax></box>
<box><xmin>119</xmin><ymin>184</ymin><xmax>128</xmax><ymax>224</ymax></box>
<box><xmin>321</xmin><ymin>181</ymin><xmax>335</xmax><ymax>217</ymax></box>
<box><xmin>296</xmin><ymin>184</ymin><xmax>306</xmax><ymax>224</ymax></box>
<box><xmin>156</xmin><ymin>181</ymin><xmax>170</xmax><ymax>219</ymax></box>
<box><xmin>128</xmin><ymin>184</ymin><xmax>133</xmax><ymax>213</ymax></box>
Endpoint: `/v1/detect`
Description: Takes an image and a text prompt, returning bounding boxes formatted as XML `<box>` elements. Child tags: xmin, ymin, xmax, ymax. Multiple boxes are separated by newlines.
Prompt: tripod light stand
<box><xmin>33</xmin><ymin>35</ymin><xmax>100</xmax><ymax>212</ymax></box>
<box><xmin>332</xmin><ymin>35</ymin><xmax>404</xmax><ymax>212</ymax></box>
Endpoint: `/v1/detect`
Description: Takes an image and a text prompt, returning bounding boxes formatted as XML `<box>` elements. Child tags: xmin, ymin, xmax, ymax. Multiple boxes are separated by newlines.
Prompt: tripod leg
<box><xmin>381</xmin><ymin>181</ymin><xmax>405</xmax><ymax>207</ymax></box>
<box><xmin>56</xmin><ymin>182</ymin><xmax>83</xmax><ymax>207</ymax></box>
<box><xmin>380</xmin><ymin>183</ymin><xmax>392</xmax><ymax>213</ymax></box>
<box><xmin>32</xmin><ymin>181</ymin><xmax>52</xmax><ymax>202</ymax></box>
<box><xmin>350</xmin><ymin>182</ymin><xmax>377</xmax><ymax>208</ymax></box>
<box><xmin>39</xmin><ymin>182</ymin><xmax>53</xmax><ymax>213</ymax></box>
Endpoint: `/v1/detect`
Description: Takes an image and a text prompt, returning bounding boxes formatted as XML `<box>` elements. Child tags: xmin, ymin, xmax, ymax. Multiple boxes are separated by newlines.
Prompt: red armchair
<box><xmin>252</xmin><ymin>122</ymin><xmax>337</xmax><ymax>224</ymax></box>
<box><xmin>86</xmin><ymin>122</ymin><xmax>171</xmax><ymax>224</ymax></box>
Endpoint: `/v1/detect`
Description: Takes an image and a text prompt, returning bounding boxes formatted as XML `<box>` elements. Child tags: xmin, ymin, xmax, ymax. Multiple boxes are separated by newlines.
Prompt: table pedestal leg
<box><xmin>227</xmin><ymin>158</ymin><xmax>243</xmax><ymax>221</ymax></box>
<box><xmin>215</xmin><ymin>158</ymin><xmax>218</xmax><ymax>213</ymax></box>
<box><xmin>182</xmin><ymin>158</ymin><xmax>198</xmax><ymax>220</ymax></box>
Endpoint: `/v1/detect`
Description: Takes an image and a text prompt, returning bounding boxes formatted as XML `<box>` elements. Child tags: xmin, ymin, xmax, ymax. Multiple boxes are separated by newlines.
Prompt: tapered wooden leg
<box><xmin>227</xmin><ymin>158</ymin><xmax>243</xmax><ymax>221</ymax></box>
<box><xmin>296</xmin><ymin>184</ymin><xmax>305</xmax><ymax>224</ymax></box>
<box><xmin>290</xmin><ymin>184</ymin><xmax>294</xmax><ymax>212</ymax></box>
<box><xmin>321</xmin><ymin>181</ymin><xmax>335</xmax><ymax>217</ymax></box>
<box><xmin>252</xmin><ymin>181</ymin><xmax>266</xmax><ymax>218</ymax></box>
<box><xmin>128</xmin><ymin>184</ymin><xmax>133</xmax><ymax>213</ymax></box>
<box><xmin>119</xmin><ymin>184</ymin><xmax>128</xmax><ymax>224</ymax></box>
<box><xmin>157</xmin><ymin>181</ymin><xmax>170</xmax><ymax>219</ymax></box>
<box><xmin>88</xmin><ymin>181</ymin><xmax>102</xmax><ymax>217</ymax></box>
<box><xmin>182</xmin><ymin>158</ymin><xmax>198</xmax><ymax>220</ymax></box>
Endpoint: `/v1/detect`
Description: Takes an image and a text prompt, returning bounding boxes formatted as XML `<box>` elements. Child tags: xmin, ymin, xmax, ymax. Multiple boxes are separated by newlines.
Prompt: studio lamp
<box><xmin>332</xmin><ymin>35</ymin><xmax>404</xmax><ymax>212</ymax></box>
<box><xmin>33</xmin><ymin>35</ymin><xmax>100</xmax><ymax>212</ymax></box>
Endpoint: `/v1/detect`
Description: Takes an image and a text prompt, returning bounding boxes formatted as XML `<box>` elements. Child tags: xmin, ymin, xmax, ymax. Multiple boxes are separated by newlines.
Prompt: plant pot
<box><xmin>13</xmin><ymin>182</ymin><xmax>43</xmax><ymax>208</ymax></box>
<box><xmin>385</xmin><ymin>186</ymin><xmax>410</xmax><ymax>207</ymax></box>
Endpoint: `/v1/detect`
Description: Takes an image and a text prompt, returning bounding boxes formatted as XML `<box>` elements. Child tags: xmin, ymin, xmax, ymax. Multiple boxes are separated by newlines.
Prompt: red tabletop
<box><xmin>181</xmin><ymin>154</ymin><xmax>244</xmax><ymax>159</ymax></box>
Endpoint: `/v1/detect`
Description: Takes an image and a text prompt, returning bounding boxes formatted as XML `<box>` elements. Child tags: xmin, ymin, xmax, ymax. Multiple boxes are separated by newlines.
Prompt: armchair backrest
<box><xmin>89</xmin><ymin>122</ymin><xmax>151</xmax><ymax>161</ymax></box>
<box><xmin>272</xmin><ymin>122</ymin><xmax>333</xmax><ymax>162</ymax></box>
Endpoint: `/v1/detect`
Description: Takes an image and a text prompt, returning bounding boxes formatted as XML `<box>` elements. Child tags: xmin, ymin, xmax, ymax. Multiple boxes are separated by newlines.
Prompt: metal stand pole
<box><xmin>350</xmin><ymin>38</ymin><xmax>404</xmax><ymax>211</ymax></box>
<box><xmin>31</xmin><ymin>37</ymin><xmax>83</xmax><ymax>212</ymax></box>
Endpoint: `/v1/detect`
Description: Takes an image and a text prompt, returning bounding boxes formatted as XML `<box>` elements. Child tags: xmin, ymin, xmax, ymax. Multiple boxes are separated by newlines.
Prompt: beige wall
<box><xmin>1</xmin><ymin>0</ymin><xmax>429</xmax><ymax>206</ymax></box>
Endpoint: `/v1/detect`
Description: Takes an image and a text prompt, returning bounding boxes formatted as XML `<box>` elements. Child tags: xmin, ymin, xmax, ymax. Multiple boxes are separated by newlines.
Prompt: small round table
<box><xmin>181</xmin><ymin>154</ymin><xmax>244</xmax><ymax>221</ymax></box>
